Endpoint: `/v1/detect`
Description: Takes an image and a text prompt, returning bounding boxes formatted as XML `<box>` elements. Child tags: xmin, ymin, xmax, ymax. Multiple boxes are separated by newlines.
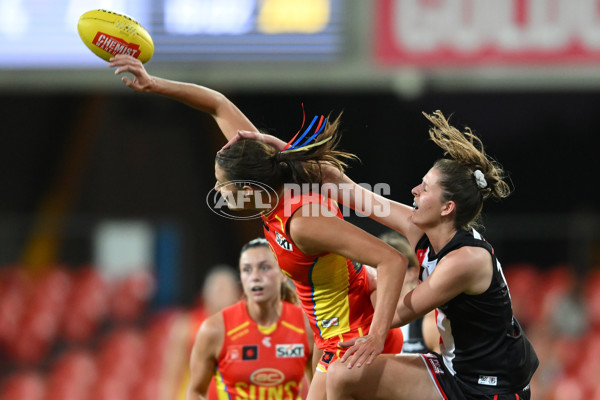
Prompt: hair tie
<box><xmin>282</xmin><ymin>106</ymin><xmax>328</xmax><ymax>153</ymax></box>
<box><xmin>473</xmin><ymin>169</ymin><xmax>487</xmax><ymax>189</ymax></box>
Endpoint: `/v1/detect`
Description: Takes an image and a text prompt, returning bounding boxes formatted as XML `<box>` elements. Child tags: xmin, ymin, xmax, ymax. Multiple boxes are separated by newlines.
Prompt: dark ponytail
<box><xmin>424</xmin><ymin>111</ymin><xmax>511</xmax><ymax>231</ymax></box>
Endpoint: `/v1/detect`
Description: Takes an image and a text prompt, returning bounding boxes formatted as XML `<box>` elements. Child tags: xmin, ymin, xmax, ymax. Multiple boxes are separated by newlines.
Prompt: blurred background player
<box><xmin>176</xmin><ymin>264</ymin><xmax>241</xmax><ymax>399</ymax></box>
<box><xmin>185</xmin><ymin>237</ymin><xmax>314</xmax><ymax>400</ymax></box>
<box><xmin>189</xmin><ymin>264</ymin><xmax>241</xmax><ymax>336</ymax></box>
<box><xmin>376</xmin><ymin>230</ymin><xmax>440</xmax><ymax>354</ymax></box>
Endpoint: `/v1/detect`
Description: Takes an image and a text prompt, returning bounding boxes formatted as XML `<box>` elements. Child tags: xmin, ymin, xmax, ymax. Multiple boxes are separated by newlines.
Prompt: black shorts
<box><xmin>419</xmin><ymin>353</ymin><xmax>532</xmax><ymax>400</ymax></box>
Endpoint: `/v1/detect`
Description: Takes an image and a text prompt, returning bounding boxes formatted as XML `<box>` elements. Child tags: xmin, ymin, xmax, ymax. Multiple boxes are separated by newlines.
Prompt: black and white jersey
<box><xmin>416</xmin><ymin>229</ymin><xmax>538</xmax><ymax>396</ymax></box>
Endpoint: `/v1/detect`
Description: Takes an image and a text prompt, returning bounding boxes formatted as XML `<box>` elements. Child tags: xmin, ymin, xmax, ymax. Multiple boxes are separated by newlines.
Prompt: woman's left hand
<box><xmin>337</xmin><ymin>334</ymin><xmax>385</xmax><ymax>369</ymax></box>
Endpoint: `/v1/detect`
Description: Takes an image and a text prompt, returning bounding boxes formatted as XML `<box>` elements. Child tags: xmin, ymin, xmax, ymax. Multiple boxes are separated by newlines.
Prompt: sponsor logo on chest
<box><xmin>276</xmin><ymin>344</ymin><xmax>305</xmax><ymax>358</ymax></box>
<box><xmin>275</xmin><ymin>232</ymin><xmax>293</xmax><ymax>251</ymax></box>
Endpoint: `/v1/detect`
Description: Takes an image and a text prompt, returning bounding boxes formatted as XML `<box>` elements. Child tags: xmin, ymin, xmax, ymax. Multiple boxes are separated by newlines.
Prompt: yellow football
<box><xmin>77</xmin><ymin>9</ymin><xmax>154</xmax><ymax>63</ymax></box>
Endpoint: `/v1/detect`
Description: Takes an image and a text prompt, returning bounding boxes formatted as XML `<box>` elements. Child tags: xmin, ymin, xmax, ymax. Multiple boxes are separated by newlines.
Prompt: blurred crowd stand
<box><xmin>0</xmin><ymin>261</ymin><xmax>599</xmax><ymax>400</ymax></box>
<box><xmin>505</xmin><ymin>263</ymin><xmax>600</xmax><ymax>399</ymax></box>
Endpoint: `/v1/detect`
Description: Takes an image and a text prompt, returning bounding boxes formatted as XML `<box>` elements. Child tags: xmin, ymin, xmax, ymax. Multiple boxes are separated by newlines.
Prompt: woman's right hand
<box><xmin>219</xmin><ymin>130</ymin><xmax>287</xmax><ymax>153</ymax></box>
<box><xmin>109</xmin><ymin>54</ymin><xmax>155</xmax><ymax>92</ymax></box>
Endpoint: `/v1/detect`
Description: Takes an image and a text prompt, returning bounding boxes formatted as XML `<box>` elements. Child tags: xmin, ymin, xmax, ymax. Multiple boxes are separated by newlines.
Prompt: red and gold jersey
<box><xmin>213</xmin><ymin>301</ymin><xmax>309</xmax><ymax>400</ymax></box>
<box><xmin>261</xmin><ymin>191</ymin><xmax>401</xmax><ymax>356</ymax></box>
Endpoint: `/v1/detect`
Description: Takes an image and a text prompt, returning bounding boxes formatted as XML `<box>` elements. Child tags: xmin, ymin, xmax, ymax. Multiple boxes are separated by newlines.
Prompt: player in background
<box><xmin>109</xmin><ymin>54</ymin><xmax>407</xmax><ymax>400</ymax></box>
<box><xmin>186</xmin><ymin>237</ymin><xmax>313</xmax><ymax>400</ymax></box>
<box><xmin>194</xmin><ymin>265</ymin><xmax>241</xmax><ymax>321</ymax></box>
<box><xmin>176</xmin><ymin>265</ymin><xmax>241</xmax><ymax>400</ymax></box>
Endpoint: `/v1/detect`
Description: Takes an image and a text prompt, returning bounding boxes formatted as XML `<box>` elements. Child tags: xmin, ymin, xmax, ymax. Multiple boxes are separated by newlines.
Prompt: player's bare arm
<box><xmin>186</xmin><ymin>313</ymin><xmax>224</xmax><ymax>400</ymax></box>
<box><xmin>109</xmin><ymin>55</ymin><xmax>257</xmax><ymax>140</ymax></box>
<box><xmin>393</xmin><ymin>247</ymin><xmax>493</xmax><ymax>328</ymax></box>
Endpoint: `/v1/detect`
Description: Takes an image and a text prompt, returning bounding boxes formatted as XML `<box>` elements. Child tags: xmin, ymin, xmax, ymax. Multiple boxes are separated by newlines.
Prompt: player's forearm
<box><xmin>369</xmin><ymin>261</ymin><xmax>405</xmax><ymax>338</ymax></box>
<box><xmin>391</xmin><ymin>289</ymin><xmax>422</xmax><ymax>329</ymax></box>
<box><xmin>148</xmin><ymin>77</ymin><xmax>224</xmax><ymax>115</ymax></box>
<box><xmin>149</xmin><ymin>78</ymin><xmax>257</xmax><ymax>140</ymax></box>
<box><xmin>322</xmin><ymin>169</ymin><xmax>415</xmax><ymax>241</ymax></box>
<box><xmin>323</xmin><ymin>169</ymin><xmax>387</xmax><ymax>217</ymax></box>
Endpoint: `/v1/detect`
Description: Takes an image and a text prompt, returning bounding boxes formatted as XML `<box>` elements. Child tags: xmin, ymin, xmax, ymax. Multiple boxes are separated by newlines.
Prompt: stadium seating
<box><xmin>0</xmin><ymin>262</ymin><xmax>599</xmax><ymax>400</ymax></box>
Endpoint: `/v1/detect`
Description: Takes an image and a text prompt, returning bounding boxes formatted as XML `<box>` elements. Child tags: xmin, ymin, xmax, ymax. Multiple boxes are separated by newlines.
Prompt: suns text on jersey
<box><xmin>233</xmin><ymin>381</ymin><xmax>301</xmax><ymax>400</ymax></box>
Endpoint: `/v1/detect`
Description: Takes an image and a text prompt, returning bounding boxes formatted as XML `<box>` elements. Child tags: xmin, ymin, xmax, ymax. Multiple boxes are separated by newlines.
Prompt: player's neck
<box><xmin>247</xmin><ymin>298</ymin><xmax>282</xmax><ymax>327</ymax></box>
<box><xmin>425</xmin><ymin>223</ymin><xmax>458</xmax><ymax>254</ymax></box>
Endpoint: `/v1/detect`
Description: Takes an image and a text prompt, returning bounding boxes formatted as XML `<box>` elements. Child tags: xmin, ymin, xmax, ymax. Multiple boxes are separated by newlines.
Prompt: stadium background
<box><xmin>0</xmin><ymin>1</ymin><xmax>599</xmax><ymax>399</ymax></box>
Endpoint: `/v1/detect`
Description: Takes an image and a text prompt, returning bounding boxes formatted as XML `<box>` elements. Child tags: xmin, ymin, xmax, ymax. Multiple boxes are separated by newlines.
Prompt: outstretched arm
<box><xmin>322</xmin><ymin>167</ymin><xmax>424</xmax><ymax>248</ymax></box>
<box><xmin>109</xmin><ymin>55</ymin><xmax>257</xmax><ymax>140</ymax></box>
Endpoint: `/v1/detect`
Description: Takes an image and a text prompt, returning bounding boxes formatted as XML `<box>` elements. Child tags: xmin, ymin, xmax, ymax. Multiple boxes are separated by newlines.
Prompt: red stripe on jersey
<box><xmin>423</xmin><ymin>355</ymin><xmax>448</xmax><ymax>400</ymax></box>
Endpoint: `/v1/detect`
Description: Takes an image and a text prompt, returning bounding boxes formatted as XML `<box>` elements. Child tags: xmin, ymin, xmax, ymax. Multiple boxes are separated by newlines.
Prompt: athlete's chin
<box><xmin>248</xmin><ymin>291</ymin><xmax>266</xmax><ymax>300</ymax></box>
<box><xmin>408</xmin><ymin>213</ymin><xmax>418</xmax><ymax>224</ymax></box>
<box><xmin>408</xmin><ymin>214</ymin><xmax>426</xmax><ymax>230</ymax></box>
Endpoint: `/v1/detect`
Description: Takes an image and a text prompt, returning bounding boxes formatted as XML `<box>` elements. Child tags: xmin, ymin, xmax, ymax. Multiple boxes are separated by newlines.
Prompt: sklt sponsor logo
<box><xmin>275</xmin><ymin>232</ymin><xmax>292</xmax><ymax>251</ymax></box>
<box><xmin>276</xmin><ymin>344</ymin><xmax>305</xmax><ymax>358</ymax></box>
<box><xmin>93</xmin><ymin>32</ymin><xmax>140</xmax><ymax>57</ymax></box>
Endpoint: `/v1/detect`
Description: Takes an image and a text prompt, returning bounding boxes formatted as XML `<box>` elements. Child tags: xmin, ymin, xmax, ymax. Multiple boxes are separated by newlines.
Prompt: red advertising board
<box><xmin>375</xmin><ymin>0</ymin><xmax>600</xmax><ymax>66</ymax></box>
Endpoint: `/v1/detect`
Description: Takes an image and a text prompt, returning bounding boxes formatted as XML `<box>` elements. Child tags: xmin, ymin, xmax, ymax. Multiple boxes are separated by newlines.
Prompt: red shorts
<box><xmin>316</xmin><ymin>327</ymin><xmax>404</xmax><ymax>372</ymax></box>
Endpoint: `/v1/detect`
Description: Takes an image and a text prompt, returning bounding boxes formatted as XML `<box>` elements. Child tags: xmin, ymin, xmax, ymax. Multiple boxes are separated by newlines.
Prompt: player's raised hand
<box><xmin>219</xmin><ymin>130</ymin><xmax>287</xmax><ymax>153</ymax></box>
<box><xmin>109</xmin><ymin>55</ymin><xmax>155</xmax><ymax>92</ymax></box>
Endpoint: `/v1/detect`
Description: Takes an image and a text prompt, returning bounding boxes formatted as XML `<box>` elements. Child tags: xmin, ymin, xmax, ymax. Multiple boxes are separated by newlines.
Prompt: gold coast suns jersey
<box><xmin>261</xmin><ymin>191</ymin><xmax>401</xmax><ymax>354</ymax></box>
<box><xmin>214</xmin><ymin>300</ymin><xmax>309</xmax><ymax>400</ymax></box>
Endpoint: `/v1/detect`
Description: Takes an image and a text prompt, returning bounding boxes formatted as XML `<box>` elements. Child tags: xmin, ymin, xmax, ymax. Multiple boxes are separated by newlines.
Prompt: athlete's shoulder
<box><xmin>196</xmin><ymin>310</ymin><xmax>225</xmax><ymax>346</ymax></box>
<box><xmin>279</xmin><ymin>301</ymin><xmax>310</xmax><ymax>338</ymax></box>
<box><xmin>440</xmin><ymin>246</ymin><xmax>493</xmax><ymax>295</ymax></box>
<box><xmin>221</xmin><ymin>300</ymin><xmax>245</xmax><ymax>315</ymax></box>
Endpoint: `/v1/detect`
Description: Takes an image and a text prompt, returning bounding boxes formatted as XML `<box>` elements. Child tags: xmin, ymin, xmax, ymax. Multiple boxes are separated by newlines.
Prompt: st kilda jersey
<box><xmin>416</xmin><ymin>229</ymin><xmax>539</xmax><ymax>396</ymax></box>
<box><xmin>213</xmin><ymin>301</ymin><xmax>309</xmax><ymax>400</ymax></box>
